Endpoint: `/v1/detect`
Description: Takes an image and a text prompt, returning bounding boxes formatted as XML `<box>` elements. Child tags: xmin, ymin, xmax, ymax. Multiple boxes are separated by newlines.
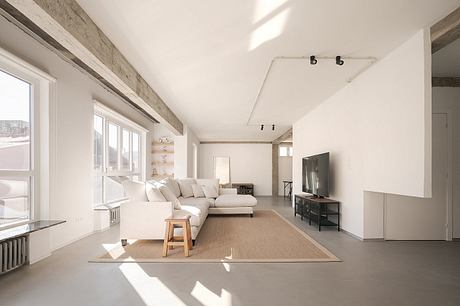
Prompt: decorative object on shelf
<box><xmin>151</xmin><ymin>136</ymin><xmax>174</xmax><ymax>179</ymax></box>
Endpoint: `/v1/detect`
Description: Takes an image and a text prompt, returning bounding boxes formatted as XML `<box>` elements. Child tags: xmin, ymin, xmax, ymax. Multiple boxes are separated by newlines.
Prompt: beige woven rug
<box><xmin>92</xmin><ymin>210</ymin><xmax>339</xmax><ymax>263</ymax></box>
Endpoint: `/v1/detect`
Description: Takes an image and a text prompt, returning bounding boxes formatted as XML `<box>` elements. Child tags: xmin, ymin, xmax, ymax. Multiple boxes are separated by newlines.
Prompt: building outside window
<box><xmin>0</xmin><ymin>68</ymin><xmax>32</xmax><ymax>227</ymax></box>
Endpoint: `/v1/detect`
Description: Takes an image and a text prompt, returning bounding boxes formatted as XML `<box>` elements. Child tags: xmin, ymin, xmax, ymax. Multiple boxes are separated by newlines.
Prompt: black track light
<box><xmin>261</xmin><ymin>124</ymin><xmax>264</xmax><ymax>131</ymax></box>
<box><xmin>336</xmin><ymin>56</ymin><xmax>344</xmax><ymax>66</ymax></box>
<box><xmin>272</xmin><ymin>124</ymin><xmax>275</xmax><ymax>131</ymax></box>
<box><xmin>310</xmin><ymin>55</ymin><xmax>317</xmax><ymax>65</ymax></box>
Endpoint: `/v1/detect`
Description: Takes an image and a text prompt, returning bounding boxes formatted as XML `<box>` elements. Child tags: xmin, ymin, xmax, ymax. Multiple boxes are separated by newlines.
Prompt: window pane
<box><xmin>279</xmin><ymin>147</ymin><xmax>288</xmax><ymax>157</ymax></box>
<box><xmin>288</xmin><ymin>147</ymin><xmax>293</xmax><ymax>157</ymax></box>
<box><xmin>108</xmin><ymin>123</ymin><xmax>119</xmax><ymax>170</ymax></box>
<box><xmin>106</xmin><ymin>176</ymin><xmax>128</xmax><ymax>202</ymax></box>
<box><xmin>93</xmin><ymin>115</ymin><xmax>103</xmax><ymax>170</ymax></box>
<box><xmin>121</xmin><ymin>129</ymin><xmax>130</xmax><ymax>170</ymax></box>
<box><xmin>0</xmin><ymin>177</ymin><xmax>30</xmax><ymax>225</ymax></box>
<box><xmin>0</xmin><ymin>70</ymin><xmax>31</xmax><ymax>171</ymax></box>
<box><xmin>132</xmin><ymin>132</ymin><xmax>139</xmax><ymax>172</ymax></box>
<box><xmin>93</xmin><ymin>176</ymin><xmax>103</xmax><ymax>205</ymax></box>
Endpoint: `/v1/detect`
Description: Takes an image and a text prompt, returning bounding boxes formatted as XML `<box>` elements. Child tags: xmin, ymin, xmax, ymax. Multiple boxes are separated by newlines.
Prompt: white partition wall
<box><xmin>293</xmin><ymin>30</ymin><xmax>432</xmax><ymax>239</ymax></box>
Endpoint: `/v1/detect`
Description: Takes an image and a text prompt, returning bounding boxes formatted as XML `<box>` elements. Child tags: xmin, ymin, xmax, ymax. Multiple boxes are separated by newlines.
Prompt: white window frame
<box><xmin>0</xmin><ymin>46</ymin><xmax>56</xmax><ymax>229</ymax></box>
<box><xmin>279</xmin><ymin>144</ymin><xmax>293</xmax><ymax>157</ymax></box>
<box><xmin>93</xmin><ymin>101</ymin><xmax>147</xmax><ymax>206</ymax></box>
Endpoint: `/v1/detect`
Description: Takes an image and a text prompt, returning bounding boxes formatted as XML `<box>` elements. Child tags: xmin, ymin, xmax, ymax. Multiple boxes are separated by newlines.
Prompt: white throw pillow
<box><xmin>146</xmin><ymin>184</ymin><xmax>167</xmax><ymax>202</ymax></box>
<box><xmin>159</xmin><ymin>185</ymin><xmax>181</xmax><ymax>209</ymax></box>
<box><xmin>196</xmin><ymin>178</ymin><xmax>219</xmax><ymax>192</ymax></box>
<box><xmin>191</xmin><ymin>184</ymin><xmax>205</xmax><ymax>198</ymax></box>
<box><xmin>160</xmin><ymin>177</ymin><xmax>181</xmax><ymax>198</ymax></box>
<box><xmin>122</xmin><ymin>180</ymin><xmax>148</xmax><ymax>202</ymax></box>
<box><xmin>202</xmin><ymin>185</ymin><xmax>219</xmax><ymax>199</ymax></box>
<box><xmin>177</xmin><ymin>178</ymin><xmax>196</xmax><ymax>198</ymax></box>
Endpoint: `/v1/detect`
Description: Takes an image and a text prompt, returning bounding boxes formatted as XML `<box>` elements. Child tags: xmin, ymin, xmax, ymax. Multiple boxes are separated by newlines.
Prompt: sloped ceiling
<box><xmin>77</xmin><ymin>0</ymin><xmax>460</xmax><ymax>141</ymax></box>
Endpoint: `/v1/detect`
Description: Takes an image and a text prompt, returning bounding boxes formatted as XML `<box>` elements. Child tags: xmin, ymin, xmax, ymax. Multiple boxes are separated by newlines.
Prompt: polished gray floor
<box><xmin>0</xmin><ymin>196</ymin><xmax>459</xmax><ymax>306</ymax></box>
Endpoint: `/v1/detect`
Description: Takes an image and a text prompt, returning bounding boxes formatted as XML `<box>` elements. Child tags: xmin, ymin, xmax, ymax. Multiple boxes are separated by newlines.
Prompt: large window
<box><xmin>93</xmin><ymin>103</ymin><xmax>145</xmax><ymax>206</ymax></box>
<box><xmin>0</xmin><ymin>69</ymin><xmax>32</xmax><ymax>226</ymax></box>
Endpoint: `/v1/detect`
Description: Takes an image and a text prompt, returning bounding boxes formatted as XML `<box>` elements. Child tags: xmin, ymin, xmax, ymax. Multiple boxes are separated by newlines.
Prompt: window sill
<box><xmin>94</xmin><ymin>198</ymin><xmax>128</xmax><ymax>211</ymax></box>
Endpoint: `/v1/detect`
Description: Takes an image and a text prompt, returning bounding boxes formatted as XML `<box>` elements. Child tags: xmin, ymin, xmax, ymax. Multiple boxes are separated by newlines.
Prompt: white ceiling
<box><xmin>77</xmin><ymin>0</ymin><xmax>460</xmax><ymax>141</ymax></box>
<box><xmin>432</xmin><ymin>38</ymin><xmax>460</xmax><ymax>77</ymax></box>
<box><xmin>249</xmin><ymin>57</ymin><xmax>375</xmax><ymax>127</ymax></box>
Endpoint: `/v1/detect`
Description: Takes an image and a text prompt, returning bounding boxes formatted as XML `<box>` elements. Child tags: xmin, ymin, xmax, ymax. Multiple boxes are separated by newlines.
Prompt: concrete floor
<box><xmin>0</xmin><ymin>196</ymin><xmax>459</xmax><ymax>306</ymax></box>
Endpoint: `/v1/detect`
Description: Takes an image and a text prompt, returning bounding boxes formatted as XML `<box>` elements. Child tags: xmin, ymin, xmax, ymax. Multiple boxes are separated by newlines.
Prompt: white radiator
<box><xmin>0</xmin><ymin>236</ymin><xmax>28</xmax><ymax>274</ymax></box>
<box><xmin>110</xmin><ymin>207</ymin><xmax>120</xmax><ymax>225</ymax></box>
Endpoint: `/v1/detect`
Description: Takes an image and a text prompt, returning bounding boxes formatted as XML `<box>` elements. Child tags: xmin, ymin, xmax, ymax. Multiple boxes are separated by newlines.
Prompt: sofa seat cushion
<box><xmin>174</xmin><ymin>201</ymin><xmax>209</xmax><ymax>227</ymax></box>
<box><xmin>214</xmin><ymin>194</ymin><xmax>257</xmax><ymax>207</ymax></box>
<box><xmin>178</xmin><ymin>196</ymin><xmax>214</xmax><ymax>207</ymax></box>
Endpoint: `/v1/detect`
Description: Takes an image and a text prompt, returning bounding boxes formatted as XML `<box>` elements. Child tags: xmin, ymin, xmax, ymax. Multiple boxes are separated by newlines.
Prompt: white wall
<box><xmin>293</xmin><ymin>30</ymin><xmax>431</xmax><ymax>238</ymax></box>
<box><xmin>174</xmin><ymin>126</ymin><xmax>200</xmax><ymax>179</ymax></box>
<box><xmin>0</xmin><ymin>16</ymin><xmax>156</xmax><ymax>250</ymax></box>
<box><xmin>432</xmin><ymin>87</ymin><xmax>460</xmax><ymax>238</ymax></box>
<box><xmin>199</xmin><ymin>144</ymin><xmax>272</xmax><ymax>196</ymax></box>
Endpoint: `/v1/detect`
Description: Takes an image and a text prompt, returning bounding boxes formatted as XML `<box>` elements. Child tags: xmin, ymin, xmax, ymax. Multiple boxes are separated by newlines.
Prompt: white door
<box><xmin>385</xmin><ymin>113</ymin><xmax>448</xmax><ymax>240</ymax></box>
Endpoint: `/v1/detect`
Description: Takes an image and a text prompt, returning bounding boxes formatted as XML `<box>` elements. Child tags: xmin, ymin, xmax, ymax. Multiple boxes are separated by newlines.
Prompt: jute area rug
<box><xmin>92</xmin><ymin>210</ymin><xmax>340</xmax><ymax>263</ymax></box>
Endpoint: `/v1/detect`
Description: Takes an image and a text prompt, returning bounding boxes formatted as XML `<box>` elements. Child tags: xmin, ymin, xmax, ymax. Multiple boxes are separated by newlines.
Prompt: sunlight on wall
<box><xmin>119</xmin><ymin>262</ymin><xmax>186</xmax><ymax>306</ymax></box>
<box><xmin>249</xmin><ymin>7</ymin><xmax>290</xmax><ymax>51</ymax></box>
<box><xmin>252</xmin><ymin>0</ymin><xmax>288</xmax><ymax>23</ymax></box>
<box><xmin>191</xmin><ymin>281</ymin><xmax>232</xmax><ymax>306</ymax></box>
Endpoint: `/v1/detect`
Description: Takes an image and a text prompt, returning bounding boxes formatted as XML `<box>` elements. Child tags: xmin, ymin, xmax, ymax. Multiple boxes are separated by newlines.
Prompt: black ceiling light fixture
<box><xmin>261</xmin><ymin>124</ymin><xmax>264</xmax><ymax>131</ymax></box>
<box><xmin>272</xmin><ymin>124</ymin><xmax>275</xmax><ymax>131</ymax></box>
<box><xmin>336</xmin><ymin>56</ymin><xmax>344</xmax><ymax>66</ymax></box>
<box><xmin>310</xmin><ymin>55</ymin><xmax>317</xmax><ymax>65</ymax></box>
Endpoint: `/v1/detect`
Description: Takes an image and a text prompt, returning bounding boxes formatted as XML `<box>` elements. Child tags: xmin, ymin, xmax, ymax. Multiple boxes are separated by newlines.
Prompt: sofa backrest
<box><xmin>122</xmin><ymin>180</ymin><xmax>148</xmax><ymax>202</ymax></box>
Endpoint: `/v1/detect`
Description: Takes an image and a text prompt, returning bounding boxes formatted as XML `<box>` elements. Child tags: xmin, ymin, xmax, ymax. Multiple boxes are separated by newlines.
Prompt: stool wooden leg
<box><xmin>186</xmin><ymin>222</ymin><xmax>192</xmax><ymax>250</ymax></box>
<box><xmin>162</xmin><ymin>222</ymin><xmax>170</xmax><ymax>257</ymax></box>
<box><xmin>168</xmin><ymin>223</ymin><xmax>174</xmax><ymax>250</ymax></box>
<box><xmin>182</xmin><ymin>221</ymin><xmax>190</xmax><ymax>257</ymax></box>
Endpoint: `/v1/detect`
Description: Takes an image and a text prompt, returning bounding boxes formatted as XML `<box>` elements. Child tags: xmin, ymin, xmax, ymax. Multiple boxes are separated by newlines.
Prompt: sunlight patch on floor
<box><xmin>191</xmin><ymin>281</ymin><xmax>232</xmax><ymax>306</ymax></box>
<box><xmin>119</xmin><ymin>262</ymin><xmax>186</xmax><ymax>306</ymax></box>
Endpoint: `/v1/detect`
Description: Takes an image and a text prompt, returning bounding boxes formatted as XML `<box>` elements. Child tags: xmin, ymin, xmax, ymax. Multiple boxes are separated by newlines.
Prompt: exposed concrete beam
<box><xmin>272</xmin><ymin>128</ymin><xmax>292</xmax><ymax>144</ymax></box>
<box><xmin>0</xmin><ymin>0</ymin><xmax>183</xmax><ymax>135</ymax></box>
<box><xmin>431</xmin><ymin>6</ymin><xmax>460</xmax><ymax>54</ymax></box>
<box><xmin>432</xmin><ymin>77</ymin><xmax>460</xmax><ymax>87</ymax></box>
<box><xmin>272</xmin><ymin>144</ymin><xmax>279</xmax><ymax>196</ymax></box>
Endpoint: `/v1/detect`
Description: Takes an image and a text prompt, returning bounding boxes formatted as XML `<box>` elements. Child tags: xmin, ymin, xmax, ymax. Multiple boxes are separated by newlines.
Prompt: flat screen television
<box><xmin>302</xmin><ymin>152</ymin><xmax>330</xmax><ymax>197</ymax></box>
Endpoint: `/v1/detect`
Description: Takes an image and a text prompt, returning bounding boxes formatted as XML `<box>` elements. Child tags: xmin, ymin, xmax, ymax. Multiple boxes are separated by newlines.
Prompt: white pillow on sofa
<box><xmin>159</xmin><ymin>185</ymin><xmax>181</xmax><ymax>209</ymax></box>
<box><xmin>202</xmin><ymin>185</ymin><xmax>219</xmax><ymax>199</ymax></box>
<box><xmin>146</xmin><ymin>184</ymin><xmax>167</xmax><ymax>202</ymax></box>
<box><xmin>191</xmin><ymin>183</ymin><xmax>205</xmax><ymax>198</ymax></box>
<box><xmin>160</xmin><ymin>177</ymin><xmax>181</xmax><ymax>198</ymax></box>
<box><xmin>122</xmin><ymin>180</ymin><xmax>148</xmax><ymax>202</ymax></box>
<box><xmin>177</xmin><ymin>178</ymin><xmax>196</xmax><ymax>198</ymax></box>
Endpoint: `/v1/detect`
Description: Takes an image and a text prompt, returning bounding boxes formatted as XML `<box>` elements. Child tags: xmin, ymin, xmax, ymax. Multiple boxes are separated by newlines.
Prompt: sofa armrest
<box><xmin>219</xmin><ymin>188</ymin><xmax>237</xmax><ymax>195</ymax></box>
<box><xmin>120</xmin><ymin>201</ymin><xmax>174</xmax><ymax>240</ymax></box>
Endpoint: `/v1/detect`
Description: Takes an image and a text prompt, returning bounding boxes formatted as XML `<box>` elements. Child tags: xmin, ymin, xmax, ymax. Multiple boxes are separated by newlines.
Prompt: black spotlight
<box><xmin>336</xmin><ymin>56</ymin><xmax>344</xmax><ymax>66</ymax></box>
<box><xmin>310</xmin><ymin>55</ymin><xmax>317</xmax><ymax>65</ymax></box>
<box><xmin>261</xmin><ymin>124</ymin><xmax>264</xmax><ymax>131</ymax></box>
<box><xmin>272</xmin><ymin>124</ymin><xmax>275</xmax><ymax>131</ymax></box>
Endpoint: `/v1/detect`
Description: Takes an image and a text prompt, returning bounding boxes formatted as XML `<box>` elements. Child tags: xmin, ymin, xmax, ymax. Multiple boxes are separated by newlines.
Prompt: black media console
<box><xmin>294</xmin><ymin>194</ymin><xmax>340</xmax><ymax>231</ymax></box>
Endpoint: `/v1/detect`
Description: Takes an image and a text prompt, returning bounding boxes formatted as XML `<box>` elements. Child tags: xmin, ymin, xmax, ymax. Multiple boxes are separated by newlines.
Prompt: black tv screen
<box><xmin>302</xmin><ymin>153</ymin><xmax>330</xmax><ymax>197</ymax></box>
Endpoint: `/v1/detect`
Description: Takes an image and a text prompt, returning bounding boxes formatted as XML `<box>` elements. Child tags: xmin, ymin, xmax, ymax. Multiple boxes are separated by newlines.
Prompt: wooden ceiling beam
<box><xmin>272</xmin><ymin>128</ymin><xmax>292</xmax><ymax>145</ymax></box>
<box><xmin>432</xmin><ymin>77</ymin><xmax>460</xmax><ymax>87</ymax></box>
<box><xmin>431</xmin><ymin>6</ymin><xmax>460</xmax><ymax>54</ymax></box>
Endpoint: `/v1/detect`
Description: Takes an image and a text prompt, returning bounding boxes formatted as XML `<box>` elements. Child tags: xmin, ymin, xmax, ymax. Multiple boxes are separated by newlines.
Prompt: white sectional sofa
<box><xmin>120</xmin><ymin>178</ymin><xmax>257</xmax><ymax>246</ymax></box>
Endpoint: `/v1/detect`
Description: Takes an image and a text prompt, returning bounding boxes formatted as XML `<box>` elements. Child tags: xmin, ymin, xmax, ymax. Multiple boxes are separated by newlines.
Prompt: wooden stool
<box><xmin>162</xmin><ymin>215</ymin><xmax>192</xmax><ymax>257</ymax></box>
